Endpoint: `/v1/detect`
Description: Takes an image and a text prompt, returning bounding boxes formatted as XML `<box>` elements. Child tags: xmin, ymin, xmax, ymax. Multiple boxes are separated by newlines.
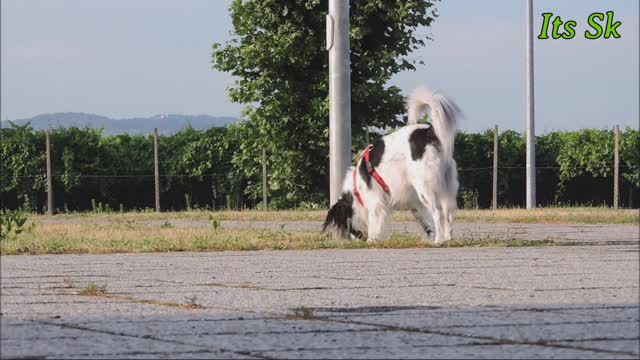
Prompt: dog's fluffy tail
<box><xmin>406</xmin><ymin>86</ymin><xmax>461</xmax><ymax>160</ymax></box>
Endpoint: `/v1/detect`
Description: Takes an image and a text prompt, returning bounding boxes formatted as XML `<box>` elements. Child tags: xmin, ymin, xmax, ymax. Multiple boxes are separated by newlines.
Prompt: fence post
<box><xmin>614</xmin><ymin>125</ymin><xmax>619</xmax><ymax>210</ymax></box>
<box><xmin>365</xmin><ymin>126</ymin><xmax>370</xmax><ymax>145</ymax></box>
<box><xmin>46</xmin><ymin>131</ymin><xmax>53</xmax><ymax>215</ymax></box>
<box><xmin>154</xmin><ymin>128</ymin><xmax>160</xmax><ymax>212</ymax></box>
<box><xmin>262</xmin><ymin>147</ymin><xmax>267</xmax><ymax>210</ymax></box>
<box><xmin>492</xmin><ymin>125</ymin><xmax>499</xmax><ymax>210</ymax></box>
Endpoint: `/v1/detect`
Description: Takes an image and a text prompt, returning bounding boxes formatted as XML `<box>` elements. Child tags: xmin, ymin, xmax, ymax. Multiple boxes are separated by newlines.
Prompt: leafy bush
<box><xmin>0</xmin><ymin>210</ymin><xmax>33</xmax><ymax>240</ymax></box>
<box><xmin>460</xmin><ymin>190</ymin><xmax>480</xmax><ymax>210</ymax></box>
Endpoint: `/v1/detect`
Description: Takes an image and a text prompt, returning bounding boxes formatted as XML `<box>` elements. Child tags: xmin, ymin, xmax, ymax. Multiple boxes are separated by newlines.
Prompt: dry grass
<box><xmin>455</xmin><ymin>207</ymin><xmax>638</xmax><ymax>224</ymax></box>
<box><xmin>4</xmin><ymin>207</ymin><xmax>632</xmax><ymax>255</ymax></box>
<box><xmin>32</xmin><ymin>207</ymin><xmax>638</xmax><ymax>225</ymax></box>
<box><xmin>73</xmin><ymin>282</ymin><xmax>204</xmax><ymax>309</ymax></box>
<box><xmin>0</xmin><ymin>221</ymin><xmax>553</xmax><ymax>255</ymax></box>
<box><xmin>78</xmin><ymin>282</ymin><xmax>108</xmax><ymax>296</ymax></box>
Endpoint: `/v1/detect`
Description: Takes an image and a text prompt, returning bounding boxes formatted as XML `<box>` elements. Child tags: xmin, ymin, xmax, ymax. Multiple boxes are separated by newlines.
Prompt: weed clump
<box><xmin>78</xmin><ymin>282</ymin><xmax>107</xmax><ymax>296</ymax></box>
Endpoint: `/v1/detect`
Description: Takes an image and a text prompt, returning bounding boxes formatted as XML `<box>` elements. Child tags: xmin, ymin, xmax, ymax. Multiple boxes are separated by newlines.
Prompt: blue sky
<box><xmin>1</xmin><ymin>0</ymin><xmax>638</xmax><ymax>132</ymax></box>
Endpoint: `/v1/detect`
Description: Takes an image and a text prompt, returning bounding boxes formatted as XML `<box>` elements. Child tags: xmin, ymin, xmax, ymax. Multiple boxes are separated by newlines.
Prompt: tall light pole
<box><xmin>327</xmin><ymin>0</ymin><xmax>352</xmax><ymax>206</ymax></box>
<box><xmin>526</xmin><ymin>0</ymin><xmax>536</xmax><ymax>209</ymax></box>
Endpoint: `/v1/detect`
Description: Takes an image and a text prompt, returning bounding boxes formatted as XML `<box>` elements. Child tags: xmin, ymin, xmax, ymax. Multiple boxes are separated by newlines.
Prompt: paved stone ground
<box><xmin>2</xmin><ymin>240</ymin><xmax>639</xmax><ymax>359</ymax></box>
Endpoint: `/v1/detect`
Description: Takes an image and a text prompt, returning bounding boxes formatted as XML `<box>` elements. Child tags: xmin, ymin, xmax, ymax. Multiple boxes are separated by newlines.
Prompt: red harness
<box><xmin>353</xmin><ymin>145</ymin><xmax>390</xmax><ymax>207</ymax></box>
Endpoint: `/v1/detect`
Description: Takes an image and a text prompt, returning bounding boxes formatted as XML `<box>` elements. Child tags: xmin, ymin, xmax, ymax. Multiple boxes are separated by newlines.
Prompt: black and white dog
<box><xmin>323</xmin><ymin>86</ymin><xmax>461</xmax><ymax>244</ymax></box>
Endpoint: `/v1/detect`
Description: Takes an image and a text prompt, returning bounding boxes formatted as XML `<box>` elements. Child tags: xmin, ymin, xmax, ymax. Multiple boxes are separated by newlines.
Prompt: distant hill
<box><xmin>3</xmin><ymin>112</ymin><xmax>238</xmax><ymax>135</ymax></box>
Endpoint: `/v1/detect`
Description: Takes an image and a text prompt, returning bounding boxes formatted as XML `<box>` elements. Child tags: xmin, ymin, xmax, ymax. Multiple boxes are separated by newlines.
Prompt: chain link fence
<box><xmin>457</xmin><ymin>167</ymin><xmax>636</xmax><ymax>209</ymax></box>
<box><xmin>1</xmin><ymin>172</ymin><xmax>253</xmax><ymax>213</ymax></box>
<box><xmin>3</xmin><ymin>166</ymin><xmax>636</xmax><ymax>214</ymax></box>
<box><xmin>1</xmin><ymin>126</ymin><xmax>637</xmax><ymax>213</ymax></box>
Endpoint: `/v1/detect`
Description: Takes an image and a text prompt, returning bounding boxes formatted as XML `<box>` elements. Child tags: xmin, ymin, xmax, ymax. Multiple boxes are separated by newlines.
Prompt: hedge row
<box><xmin>1</xmin><ymin>124</ymin><xmax>637</xmax><ymax>211</ymax></box>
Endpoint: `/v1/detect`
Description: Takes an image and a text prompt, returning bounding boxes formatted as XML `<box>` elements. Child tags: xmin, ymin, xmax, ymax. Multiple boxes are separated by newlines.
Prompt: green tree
<box><xmin>454</xmin><ymin>131</ymin><xmax>492</xmax><ymax>208</ymax></box>
<box><xmin>50</xmin><ymin>127</ymin><xmax>102</xmax><ymax>191</ymax></box>
<box><xmin>0</xmin><ymin>123</ymin><xmax>46</xmax><ymax>210</ymax></box>
<box><xmin>212</xmin><ymin>0</ymin><xmax>439</xmax><ymax>208</ymax></box>
<box><xmin>556</xmin><ymin>129</ymin><xmax>615</xmax><ymax>187</ymax></box>
<box><xmin>620</xmin><ymin>128</ymin><xmax>639</xmax><ymax>188</ymax></box>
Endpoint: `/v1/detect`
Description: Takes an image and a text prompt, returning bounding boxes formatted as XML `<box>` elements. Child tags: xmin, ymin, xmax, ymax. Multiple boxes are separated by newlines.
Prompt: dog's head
<box><xmin>322</xmin><ymin>193</ymin><xmax>364</xmax><ymax>240</ymax></box>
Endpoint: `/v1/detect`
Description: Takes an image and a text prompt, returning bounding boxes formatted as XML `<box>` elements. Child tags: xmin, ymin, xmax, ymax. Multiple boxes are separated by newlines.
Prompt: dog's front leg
<box><xmin>367</xmin><ymin>202</ymin><xmax>390</xmax><ymax>242</ymax></box>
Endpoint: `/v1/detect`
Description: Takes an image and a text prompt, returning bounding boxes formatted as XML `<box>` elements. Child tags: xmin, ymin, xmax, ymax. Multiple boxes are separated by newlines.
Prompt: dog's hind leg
<box><xmin>411</xmin><ymin>206</ymin><xmax>434</xmax><ymax>241</ymax></box>
<box><xmin>441</xmin><ymin>160</ymin><xmax>459</xmax><ymax>241</ymax></box>
<box><xmin>409</xmin><ymin>172</ymin><xmax>445</xmax><ymax>243</ymax></box>
<box><xmin>408</xmin><ymin>185</ymin><xmax>443</xmax><ymax>243</ymax></box>
<box><xmin>412</xmin><ymin>186</ymin><xmax>445</xmax><ymax>243</ymax></box>
<box><xmin>426</xmin><ymin>196</ymin><xmax>445</xmax><ymax>244</ymax></box>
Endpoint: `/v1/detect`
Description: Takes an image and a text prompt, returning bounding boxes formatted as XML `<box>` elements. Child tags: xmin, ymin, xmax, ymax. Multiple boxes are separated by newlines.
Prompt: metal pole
<box><xmin>525</xmin><ymin>0</ymin><xmax>536</xmax><ymax>209</ymax></box>
<box><xmin>154</xmin><ymin>128</ymin><xmax>160</xmax><ymax>212</ymax></box>
<box><xmin>327</xmin><ymin>0</ymin><xmax>352</xmax><ymax>206</ymax></box>
<box><xmin>262</xmin><ymin>147</ymin><xmax>268</xmax><ymax>210</ymax></box>
<box><xmin>46</xmin><ymin>131</ymin><xmax>53</xmax><ymax>215</ymax></box>
<box><xmin>0</xmin><ymin>118</ymin><xmax>3</xmax><ymax>210</ymax></box>
<box><xmin>492</xmin><ymin>125</ymin><xmax>499</xmax><ymax>210</ymax></box>
<box><xmin>365</xmin><ymin>126</ymin><xmax>370</xmax><ymax>145</ymax></box>
<box><xmin>614</xmin><ymin>125</ymin><xmax>619</xmax><ymax>210</ymax></box>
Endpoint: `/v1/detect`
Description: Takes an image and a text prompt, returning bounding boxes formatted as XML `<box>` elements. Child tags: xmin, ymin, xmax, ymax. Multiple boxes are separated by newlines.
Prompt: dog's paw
<box><xmin>433</xmin><ymin>237</ymin><xmax>446</xmax><ymax>245</ymax></box>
